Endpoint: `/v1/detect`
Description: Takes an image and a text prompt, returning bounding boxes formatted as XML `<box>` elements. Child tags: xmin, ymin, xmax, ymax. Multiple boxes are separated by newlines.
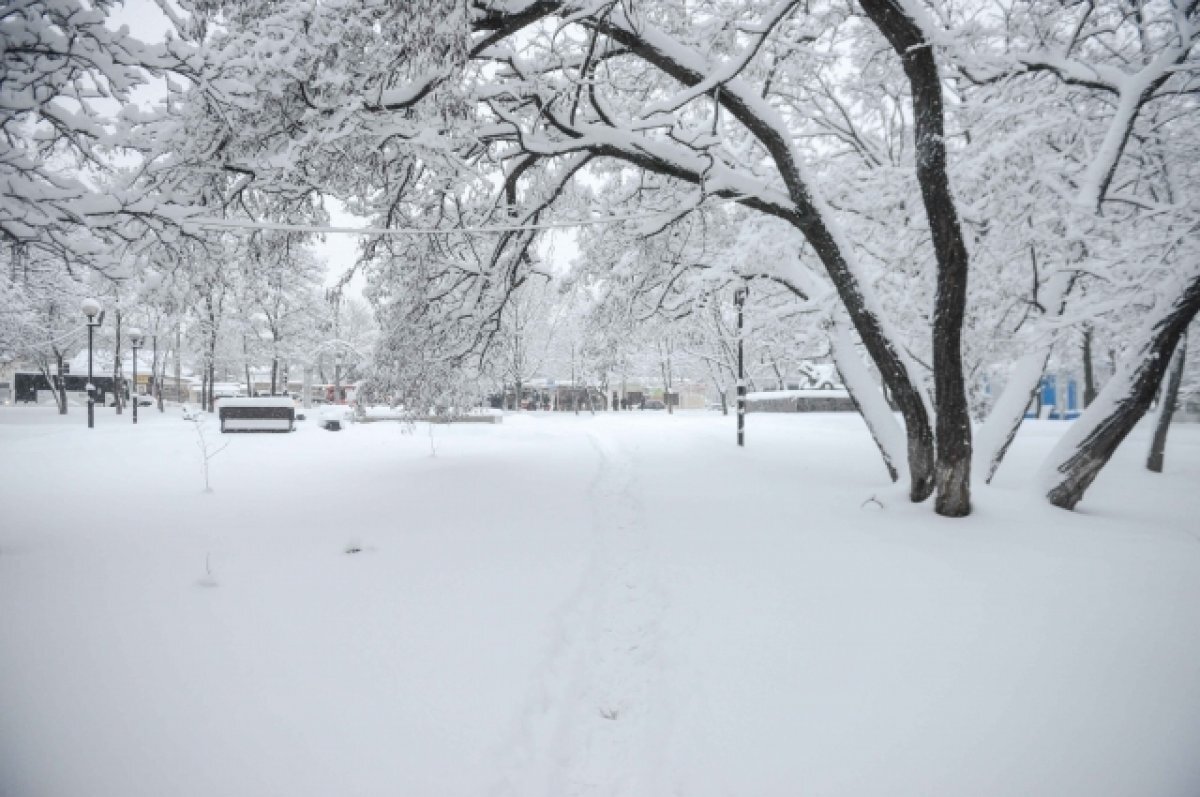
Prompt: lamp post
<box><xmin>81</xmin><ymin>298</ymin><xmax>103</xmax><ymax>429</ymax></box>
<box><xmin>734</xmin><ymin>286</ymin><xmax>748</xmax><ymax>447</ymax></box>
<box><xmin>129</xmin><ymin>328</ymin><xmax>144</xmax><ymax>425</ymax></box>
<box><xmin>152</xmin><ymin>334</ymin><xmax>160</xmax><ymax>411</ymax></box>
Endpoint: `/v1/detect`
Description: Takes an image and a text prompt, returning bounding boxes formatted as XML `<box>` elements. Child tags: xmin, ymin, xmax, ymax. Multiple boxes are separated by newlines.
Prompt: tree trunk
<box><xmin>1147</xmin><ymin>333</ymin><xmax>1187</xmax><ymax>473</ymax></box>
<box><xmin>54</xmin><ymin>347</ymin><xmax>68</xmax><ymax>414</ymax></box>
<box><xmin>113</xmin><ymin>311</ymin><xmax>124</xmax><ymax>415</ymax></box>
<box><xmin>1041</xmin><ymin>272</ymin><xmax>1200</xmax><ymax>509</ymax></box>
<box><xmin>207</xmin><ymin>360</ymin><xmax>216</xmax><ymax>412</ymax></box>
<box><xmin>156</xmin><ymin>342</ymin><xmax>166</xmax><ymax>412</ymax></box>
<box><xmin>334</xmin><ymin>357</ymin><xmax>342</xmax><ymax>404</ymax></box>
<box><xmin>712</xmin><ymin>380</ymin><xmax>728</xmax><ymax>416</ymax></box>
<box><xmin>1082</xmin><ymin>324</ymin><xmax>1098</xmax><ymax>408</ymax></box>
<box><xmin>860</xmin><ymin>0</ymin><xmax>972</xmax><ymax>516</ymax></box>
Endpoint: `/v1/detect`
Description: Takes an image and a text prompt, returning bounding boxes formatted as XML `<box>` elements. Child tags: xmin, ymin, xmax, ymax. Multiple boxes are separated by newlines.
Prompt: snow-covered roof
<box><xmin>216</xmin><ymin>397</ymin><xmax>295</xmax><ymax>409</ymax></box>
<box><xmin>66</xmin><ymin>349</ymin><xmax>192</xmax><ymax>379</ymax></box>
<box><xmin>747</xmin><ymin>389</ymin><xmax>850</xmax><ymax>400</ymax></box>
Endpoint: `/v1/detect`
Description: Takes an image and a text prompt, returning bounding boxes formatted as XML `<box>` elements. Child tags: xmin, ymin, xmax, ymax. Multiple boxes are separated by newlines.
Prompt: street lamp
<box><xmin>734</xmin><ymin>286</ymin><xmax>749</xmax><ymax>447</ymax></box>
<box><xmin>129</xmin><ymin>328</ymin><xmax>144</xmax><ymax>425</ymax></box>
<box><xmin>81</xmin><ymin>298</ymin><xmax>103</xmax><ymax>429</ymax></box>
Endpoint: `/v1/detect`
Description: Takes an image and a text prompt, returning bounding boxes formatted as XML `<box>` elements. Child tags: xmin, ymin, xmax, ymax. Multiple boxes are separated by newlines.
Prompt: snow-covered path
<box><xmin>3</xmin><ymin>407</ymin><xmax>1200</xmax><ymax>796</ymax></box>
<box><xmin>493</xmin><ymin>427</ymin><xmax>674</xmax><ymax>796</ymax></box>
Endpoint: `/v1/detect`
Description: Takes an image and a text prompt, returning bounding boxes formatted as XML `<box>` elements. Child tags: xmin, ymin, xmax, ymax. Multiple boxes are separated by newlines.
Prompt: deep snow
<box><xmin>2</xmin><ymin>406</ymin><xmax>1199</xmax><ymax>796</ymax></box>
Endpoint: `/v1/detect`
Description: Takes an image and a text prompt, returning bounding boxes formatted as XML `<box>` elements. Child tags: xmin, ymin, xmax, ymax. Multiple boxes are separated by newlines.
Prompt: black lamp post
<box><xmin>129</xmin><ymin>328</ymin><xmax>144</xmax><ymax>425</ymax></box>
<box><xmin>81</xmin><ymin>298</ymin><xmax>103</xmax><ymax>429</ymax></box>
<box><xmin>734</xmin><ymin>286</ymin><xmax>748</xmax><ymax>447</ymax></box>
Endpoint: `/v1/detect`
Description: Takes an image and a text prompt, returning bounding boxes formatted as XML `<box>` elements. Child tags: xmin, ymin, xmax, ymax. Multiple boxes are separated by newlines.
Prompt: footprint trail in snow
<box><xmin>492</xmin><ymin>429</ymin><xmax>676</xmax><ymax>796</ymax></box>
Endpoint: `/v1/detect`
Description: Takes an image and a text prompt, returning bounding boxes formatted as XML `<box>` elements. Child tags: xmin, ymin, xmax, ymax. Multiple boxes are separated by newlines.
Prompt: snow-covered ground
<box><xmin>2</xmin><ymin>406</ymin><xmax>1200</xmax><ymax>797</ymax></box>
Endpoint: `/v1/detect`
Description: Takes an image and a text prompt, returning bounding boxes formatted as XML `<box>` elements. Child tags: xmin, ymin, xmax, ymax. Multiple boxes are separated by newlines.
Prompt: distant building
<box><xmin>746</xmin><ymin>388</ymin><xmax>856</xmax><ymax>413</ymax></box>
<box><xmin>1026</xmin><ymin>375</ymin><xmax>1082</xmax><ymax>420</ymax></box>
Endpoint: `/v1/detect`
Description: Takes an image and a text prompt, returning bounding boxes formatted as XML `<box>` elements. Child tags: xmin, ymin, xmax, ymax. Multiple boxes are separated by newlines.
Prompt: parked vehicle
<box><xmin>643</xmin><ymin>400</ymin><xmax>666</xmax><ymax>410</ymax></box>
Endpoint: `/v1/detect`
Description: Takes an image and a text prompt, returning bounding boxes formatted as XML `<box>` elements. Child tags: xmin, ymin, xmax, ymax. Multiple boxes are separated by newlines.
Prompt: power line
<box><xmin>11</xmin><ymin>322</ymin><xmax>87</xmax><ymax>351</ymax></box>
<box><xmin>183</xmin><ymin>204</ymin><xmax>722</xmax><ymax>237</ymax></box>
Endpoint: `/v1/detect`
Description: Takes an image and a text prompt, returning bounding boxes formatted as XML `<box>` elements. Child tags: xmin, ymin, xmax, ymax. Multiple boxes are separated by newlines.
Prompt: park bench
<box><xmin>218</xmin><ymin>397</ymin><xmax>296</xmax><ymax>433</ymax></box>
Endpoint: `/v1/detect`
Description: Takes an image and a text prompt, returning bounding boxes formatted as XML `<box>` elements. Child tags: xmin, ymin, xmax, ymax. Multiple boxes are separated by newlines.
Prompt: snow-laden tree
<box><xmin>456</xmin><ymin>0</ymin><xmax>1199</xmax><ymax>513</ymax></box>
<box><xmin>235</xmin><ymin>232</ymin><xmax>327</xmax><ymax>394</ymax></box>
<box><xmin>483</xmin><ymin>274</ymin><xmax>564</xmax><ymax>409</ymax></box>
<box><xmin>1</xmin><ymin>0</ymin><xmax>198</xmax><ymax>270</ymax></box>
<box><xmin>0</xmin><ymin>245</ymin><xmax>87</xmax><ymax>413</ymax></box>
<box><xmin>938</xmin><ymin>0</ymin><xmax>1200</xmax><ymax>508</ymax></box>
<box><xmin>138</xmin><ymin>0</ymin><xmax>1199</xmax><ymax>517</ymax></box>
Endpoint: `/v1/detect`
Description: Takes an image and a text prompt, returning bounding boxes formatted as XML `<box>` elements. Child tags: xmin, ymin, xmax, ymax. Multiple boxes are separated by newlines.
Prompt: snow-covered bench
<box><xmin>218</xmin><ymin>397</ymin><xmax>296</xmax><ymax>433</ymax></box>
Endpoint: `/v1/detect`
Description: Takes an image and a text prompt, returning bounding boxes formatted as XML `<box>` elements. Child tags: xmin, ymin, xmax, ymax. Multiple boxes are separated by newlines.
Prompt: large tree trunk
<box><xmin>1041</xmin><ymin>273</ymin><xmax>1200</xmax><ymax>509</ymax></box>
<box><xmin>860</xmin><ymin>0</ymin><xmax>972</xmax><ymax>517</ymax></box>
<box><xmin>1147</xmin><ymin>333</ymin><xmax>1187</xmax><ymax>473</ymax></box>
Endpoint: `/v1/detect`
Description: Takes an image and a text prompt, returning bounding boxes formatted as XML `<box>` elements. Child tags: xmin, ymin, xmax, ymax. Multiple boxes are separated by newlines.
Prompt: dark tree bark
<box><xmin>859</xmin><ymin>0</ymin><xmax>973</xmax><ymax>516</ymax></box>
<box><xmin>1044</xmin><ymin>276</ymin><xmax>1200</xmax><ymax>509</ymax></box>
<box><xmin>207</xmin><ymin>360</ymin><xmax>216</xmax><ymax>412</ymax></box>
<box><xmin>1147</xmin><ymin>333</ymin><xmax>1187</xmax><ymax>473</ymax></box>
<box><xmin>113</xmin><ymin>310</ymin><xmax>124</xmax><ymax>415</ymax></box>
<box><xmin>203</xmin><ymin>294</ymin><xmax>220</xmax><ymax>412</ymax></box>
<box><xmin>1082</xmin><ymin>324</ymin><xmax>1098</xmax><ymax>407</ymax></box>
<box><xmin>54</xmin><ymin>347</ymin><xmax>68</xmax><ymax>414</ymax></box>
